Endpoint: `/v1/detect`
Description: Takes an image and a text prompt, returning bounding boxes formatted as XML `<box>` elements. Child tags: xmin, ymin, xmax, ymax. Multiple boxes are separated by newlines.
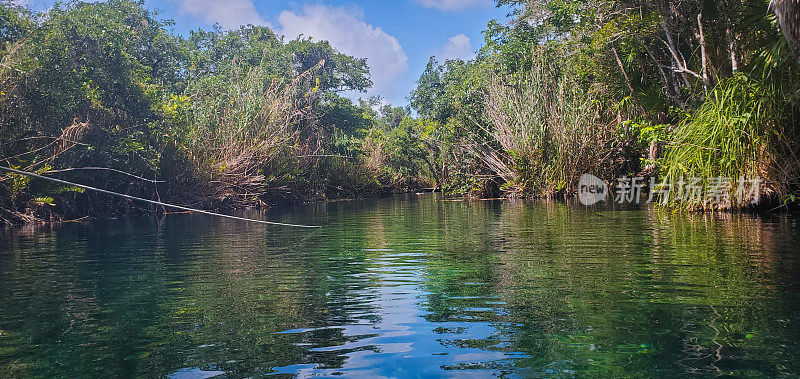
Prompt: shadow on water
<box><xmin>1</xmin><ymin>194</ymin><xmax>799</xmax><ymax>377</ymax></box>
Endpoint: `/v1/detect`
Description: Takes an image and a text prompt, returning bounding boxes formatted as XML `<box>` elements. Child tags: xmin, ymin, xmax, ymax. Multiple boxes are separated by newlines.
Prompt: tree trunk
<box><xmin>661</xmin><ymin>22</ymin><xmax>692</xmax><ymax>88</ymax></box>
<box><xmin>772</xmin><ymin>0</ymin><xmax>800</xmax><ymax>64</ymax></box>
<box><xmin>696</xmin><ymin>13</ymin><xmax>710</xmax><ymax>88</ymax></box>
<box><xmin>725</xmin><ymin>14</ymin><xmax>739</xmax><ymax>72</ymax></box>
<box><xmin>612</xmin><ymin>47</ymin><xmax>646</xmax><ymax>115</ymax></box>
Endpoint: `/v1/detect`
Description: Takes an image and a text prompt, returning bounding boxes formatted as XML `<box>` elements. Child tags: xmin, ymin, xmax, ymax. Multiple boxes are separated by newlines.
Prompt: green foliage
<box><xmin>0</xmin><ymin>2</ymin><xmax>32</xmax><ymax>48</ymax></box>
<box><xmin>286</xmin><ymin>37</ymin><xmax>372</xmax><ymax>92</ymax></box>
<box><xmin>32</xmin><ymin>196</ymin><xmax>54</xmax><ymax>206</ymax></box>
<box><xmin>483</xmin><ymin>49</ymin><xmax>614</xmax><ymax>195</ymax></box>
<box><xmin>0</xmin><ymin>0</ymin><xmax>385</xmax><ymax>222</ymax></box>
<box><xmin>8</xmin><ymin>170</ymin><xmax>29</xmax><ymax>202</ymax></box>
<box><xmin>319</xmin><ymin>93</ymin><xmax>371</xmax><ymax>136</ymax></box>
<box><xmin>661</xmin><ymin>73</ymin><xmax>799</xmax><ymax>208</ymax></box>
<box><xmin>1</xmin><ymin>0</ymin><xmax>184</xmax><ymax>183</ymax></box>
<box><xmin>409</xmin><ymin>58</ymin><xmax>447</xmax><ymax>120</ymax></box>
<box><xmin>401</xmin><ymin>0</ymin><xmax>800</xmax><ymax>206</ymax></box>
<box><xmin>626</xmin><ymin>121</ymin><xmax>668</xmax><ymax>146</ymax></box>
<box><xmin>3</xmin><ymin>0</ymin><xmax>800</xmax><ymax>220</ymax></box>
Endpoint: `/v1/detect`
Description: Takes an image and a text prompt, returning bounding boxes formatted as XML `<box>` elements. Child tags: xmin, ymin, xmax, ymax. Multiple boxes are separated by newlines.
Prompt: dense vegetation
<box><xmin>1</xmin><ymin>0</ymin><xmax>799</xmax><ymax>224</ymax></box>
<box><xmin>0</xmin><ymin>0</ymin><xmax>421</xmax><ymax>224</ymax></box>
<box><xmin>403</xmin><ymin>0</ymin><xmax>800</xmax><ymax>208</ymax></box>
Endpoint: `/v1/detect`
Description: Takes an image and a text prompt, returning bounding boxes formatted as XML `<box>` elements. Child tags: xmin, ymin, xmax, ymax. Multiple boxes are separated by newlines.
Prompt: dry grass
<box><xmin>185</xmin><ymin>60</ymin><xmax>324</xmax><ymax>203</ymax></box>
<box><xmin>483</xmin><ymin>49</ymin><xmax>615</xmax><ymax>196</ymax></box>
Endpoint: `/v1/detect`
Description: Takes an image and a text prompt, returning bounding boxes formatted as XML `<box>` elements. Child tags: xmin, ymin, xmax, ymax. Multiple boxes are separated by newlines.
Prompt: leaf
<box><xmin>33</xmin><ymin>196</ymin><xmax>55</xmax><ymax>206</ymax></box>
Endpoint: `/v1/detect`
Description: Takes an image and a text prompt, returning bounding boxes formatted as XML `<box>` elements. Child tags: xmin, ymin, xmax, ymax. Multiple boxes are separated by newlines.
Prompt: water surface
<box><xmin>1</xmin><ymin>195</ymin><xmax>799</xmax><ymax>377</ymax></box>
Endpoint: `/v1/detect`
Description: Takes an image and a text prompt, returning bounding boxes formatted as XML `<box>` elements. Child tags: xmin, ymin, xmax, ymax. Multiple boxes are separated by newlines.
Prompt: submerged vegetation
<box><xmin>2</xmin><ymin>0</ymin><xmax>800</xmax><ymax>224</ymax></box>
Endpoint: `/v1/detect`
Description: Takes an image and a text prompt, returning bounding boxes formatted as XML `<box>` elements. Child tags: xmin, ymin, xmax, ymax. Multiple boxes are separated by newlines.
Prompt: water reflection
<box><xmin>1</xmin><ymin>195</ymin><xmax>799</xmax><ymax>377</ymax></box>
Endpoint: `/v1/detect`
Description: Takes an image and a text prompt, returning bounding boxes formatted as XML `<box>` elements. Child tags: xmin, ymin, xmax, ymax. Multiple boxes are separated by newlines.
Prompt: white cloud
<box><xmin>416</xmin><ymin>0</ymin><xmax>493</xmax><ymax>11</ymax></box>
<box><xmin>277</xmin><ymin>5</ymin><xmax>408</xmax><ymax>96</ymax></box>
<box><xmin>438</xmin><ymin>33</ymin><xmax>475</xmax><ymax>61</ymax></box>
<box><xmin>170</xmin><ymin>0</ymin><xmax>268</xmax><ymax>29</ymax></box>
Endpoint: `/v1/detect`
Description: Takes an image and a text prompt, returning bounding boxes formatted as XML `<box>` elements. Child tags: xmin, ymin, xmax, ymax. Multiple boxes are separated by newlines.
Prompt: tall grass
<box><xmin>483</xmin><ymin>50</ymin><xmax>615</xmax><ymax>196</ymax></box>
<box><xmin>182</xmin><ymin>61</ymin><xmax>323</xmax><ymax>203</ymax></box>
<box><xmin>661</xmin><ymin>74</ymin><xmax>800</xmax><ymax>209</ymax></box>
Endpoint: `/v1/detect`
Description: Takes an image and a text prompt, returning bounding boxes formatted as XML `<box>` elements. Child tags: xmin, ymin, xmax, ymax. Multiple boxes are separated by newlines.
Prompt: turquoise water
<box><xmin>1</xmin><ymin>195</ymin><xmax>799</xmax><ymax>377</ymax></box>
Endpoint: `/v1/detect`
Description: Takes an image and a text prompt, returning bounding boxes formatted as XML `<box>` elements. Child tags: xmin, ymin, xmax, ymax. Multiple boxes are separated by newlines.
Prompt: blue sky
<box><xmin>18</xmin><ymin>0</ymin><xmax>510</xmax><ymax>105</ymax></box>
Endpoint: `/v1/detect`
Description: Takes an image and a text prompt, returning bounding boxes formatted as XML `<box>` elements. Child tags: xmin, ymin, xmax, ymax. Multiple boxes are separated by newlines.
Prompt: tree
<box><xmin>772</xmin><ymin>0</ymin><xmax>800</xmax><ymax>62</ymax></box>
<box><xmin>286</xmin><ymin>37</ymin><xmax>371</xmax><ymax>93</ymax></box>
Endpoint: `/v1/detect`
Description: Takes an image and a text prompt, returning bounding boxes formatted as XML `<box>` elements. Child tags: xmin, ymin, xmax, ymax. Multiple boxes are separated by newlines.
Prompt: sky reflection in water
<box><xmin>1</xmin><ymin>195</ymin><xmax>799</xmax><ymax>377</ymax></box>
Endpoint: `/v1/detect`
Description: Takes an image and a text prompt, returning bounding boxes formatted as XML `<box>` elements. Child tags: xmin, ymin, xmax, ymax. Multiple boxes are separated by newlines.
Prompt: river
<box><xmin>1</xmin><ymin>194</ymin><xmax>799</xmax><ymax>377</ymax></box>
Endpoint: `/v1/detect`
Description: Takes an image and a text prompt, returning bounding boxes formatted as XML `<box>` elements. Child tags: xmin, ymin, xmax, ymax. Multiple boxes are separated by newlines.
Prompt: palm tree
<box><xmin>772</xmin><ymin>0</ymin><xmax>800</xmax><ymax>62</ymax></box>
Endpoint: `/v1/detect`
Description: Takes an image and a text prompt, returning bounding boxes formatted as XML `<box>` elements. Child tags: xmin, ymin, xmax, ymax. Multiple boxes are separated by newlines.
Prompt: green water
<box><xmin>1</xmin><ymin>195</ymin><xmax>799</xmax><ymax>377</ymax></box>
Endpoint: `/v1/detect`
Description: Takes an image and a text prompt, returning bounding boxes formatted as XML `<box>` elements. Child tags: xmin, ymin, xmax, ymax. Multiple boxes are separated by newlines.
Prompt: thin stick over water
<box><xmin>0</xmin><ymin>166</ymin><xmax>321</xmax><ymax>228</ymax></box>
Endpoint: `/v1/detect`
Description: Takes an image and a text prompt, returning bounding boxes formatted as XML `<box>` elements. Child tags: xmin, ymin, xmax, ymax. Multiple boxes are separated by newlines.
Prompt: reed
<box><xmin>483</xmin><ymin>50</ymin><xmax>614</xmax><ymax>196</ymax></box>
<box><xmin>183</xmin><ymin>61</ymin><xmax>323</xmax><ymax>203</ymax></box>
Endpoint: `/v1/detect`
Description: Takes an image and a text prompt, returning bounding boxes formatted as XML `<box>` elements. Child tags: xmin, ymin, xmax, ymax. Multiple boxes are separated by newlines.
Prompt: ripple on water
<box><xmin>1</xmin><ymin>197</ymin><xmax>799</xmax><ymax>377</ymax></box>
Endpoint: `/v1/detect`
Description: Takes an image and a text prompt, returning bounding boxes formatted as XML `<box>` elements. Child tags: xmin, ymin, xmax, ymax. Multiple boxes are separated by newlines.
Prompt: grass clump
<box><xmin>661</xmin><ymin>74</ymin><xmax>800</xmax><ymax>209</ymax></box>
<box><xmin>181</xmin><ymin>62</ymin><xmax>321</xmax><ymax>204</ymax></box>
<box><xmin>483</xmin><ymin>50</ymin><xmax>615</xmax><ymax>197</ymax></box>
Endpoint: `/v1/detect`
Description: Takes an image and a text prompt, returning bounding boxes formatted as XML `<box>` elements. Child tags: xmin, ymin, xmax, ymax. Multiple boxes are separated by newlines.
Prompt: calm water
<box><xmin>1</xmin><ymin>195</ymin><xmax>800</xmax><ymax>377</ymax></box>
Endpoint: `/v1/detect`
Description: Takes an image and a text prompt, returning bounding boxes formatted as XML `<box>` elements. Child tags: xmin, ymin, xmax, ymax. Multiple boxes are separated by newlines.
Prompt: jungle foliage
<box><xmin>402</xmin><ymin>0</ymin><xmax>800</xmax><ymax>208</ymax></box>
<box><xmin>0</xmin><ymin>0</ymin><xmax>423</xmax><ymax>224</ymax></box>
<box><xmin>2</xmin><ymin>0</ymin><xmax>799</xmax><ymax>223</ymax></box>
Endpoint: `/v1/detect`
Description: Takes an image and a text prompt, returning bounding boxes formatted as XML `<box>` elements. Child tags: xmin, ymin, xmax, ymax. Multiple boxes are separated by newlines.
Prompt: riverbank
<box><xmin>0</xmin><ymin>172</ymin><xmax>430</xmax><ymax>226</ymax></box>
<box><xmin>0</xmin><ymin>2</ymin><xmax>432</xmax><ymax>226</ymax></box>
<box><xmin>3</xmin><ymin>1</ymin><xmax>799</xmax><ymax>223</ymax></box>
